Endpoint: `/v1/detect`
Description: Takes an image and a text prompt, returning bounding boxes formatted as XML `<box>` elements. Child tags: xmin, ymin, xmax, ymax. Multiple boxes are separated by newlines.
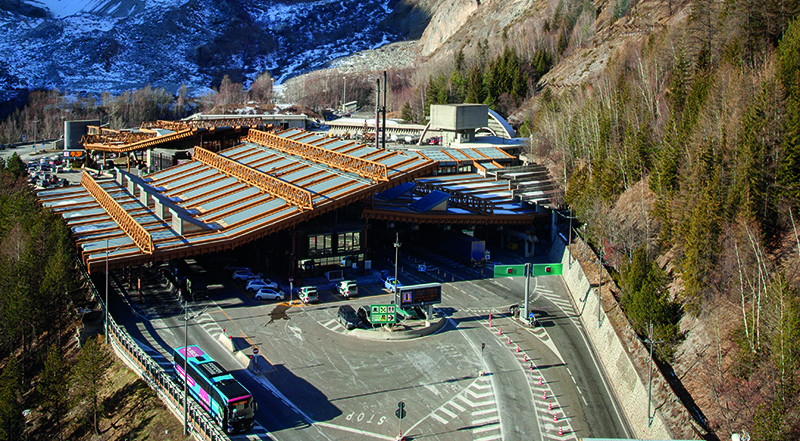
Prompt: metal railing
<box><xmin>75</xmin><ymin>255</ymin><xmax>229</xmax><ymax>441</ymax></box>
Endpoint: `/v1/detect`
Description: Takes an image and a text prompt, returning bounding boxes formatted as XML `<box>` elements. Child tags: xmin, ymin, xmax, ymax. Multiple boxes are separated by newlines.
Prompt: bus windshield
<box><xmin>229</xmin><ymin>397</ymin><xmax>254</xmax><ymax>418</ymax></box>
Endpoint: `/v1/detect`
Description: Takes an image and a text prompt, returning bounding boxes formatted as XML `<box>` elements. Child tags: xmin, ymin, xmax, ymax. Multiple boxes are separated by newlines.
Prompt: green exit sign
<box><xmin>532</xmin><ymin>263</ymin><xmax>563</xmax><ymax>276</ymax></box>
<box><xmin>494</xmin><ymin>264</ymin><xmax>526</xmax><ymax>277</ymax></box>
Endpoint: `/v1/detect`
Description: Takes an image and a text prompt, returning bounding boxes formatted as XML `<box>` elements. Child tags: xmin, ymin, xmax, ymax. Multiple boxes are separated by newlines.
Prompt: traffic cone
<box><xmin>488</xmin><ymin>314</ymin><xmax>492</xmax><ymax>327</ymax></box>
<box><xmin>543</xmin><ymin>390</ymin><xmax>547</xmax><ymax>400</ymax></box>
<box><xmin>559</xmin><ymin>426</ymin><xmax>563</xmax><ymax>436</ymax></box>
<box><xmin>498</xmin><ymin>327</ymin><xmax>502</xmax><ymax>336</ymax></box>
<box><xmin>548</xmin><ymin>401</ymin><xmax>552</xmax><ymax>411</ymax></box>
<box><xmin>553</xmin><ymin>412</ymin><xmax>558</xmax><ymax>422</ymax></box>
<box><xmin>507</xmin><ymin>336</ymin><xmax>511</xmax><ymax>344</ymax></box>
<box><xmin>523</xmin><ymin>354</ymin><xmax>528</xmax><ymax>362</ymax></box>
<box><xmin>515</xmin><ymin>344</ymin><xmax>520</xmax><ymax>353</ymax></box>
<box><xmin>539</xmin><ymin>376</ymin><xmax>543</xmax><ymax>385</ymax></box>
<box><xmin>530</xmin><ymin>362</ymin><xmax>534</xmax><ymax>371</ymax></box>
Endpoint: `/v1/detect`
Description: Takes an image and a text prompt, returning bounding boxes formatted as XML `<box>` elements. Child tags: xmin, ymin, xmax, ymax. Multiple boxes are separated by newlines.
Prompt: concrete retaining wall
<box><xmin>550</xmin><ymin>234</ymin><xmax>698</xmax><ymax>440</ymax></box>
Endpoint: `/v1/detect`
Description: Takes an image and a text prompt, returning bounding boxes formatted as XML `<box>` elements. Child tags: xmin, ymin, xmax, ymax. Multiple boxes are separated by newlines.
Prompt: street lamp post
<box><xmin>104</xmin><ymin>239</ymin><xmax>125</xmax><ymax>344</ymax></box>
<box><xmin>182</xmin><ymin>303</ymin><xmax>207</xmax><ymax>435</ymax></box>
<box><xmin>343</xmin><ymin>77</ymin><xmax>347</xmax><ymax>113</ymax></box>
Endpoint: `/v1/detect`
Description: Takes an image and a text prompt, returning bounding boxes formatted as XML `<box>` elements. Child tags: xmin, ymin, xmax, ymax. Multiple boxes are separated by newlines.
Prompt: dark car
<box><xmin>356</xmin><ymin>306</ymin><xmax>372</xmax><ymax>328</ymax></box>
<box><xmin>337</xmin><ymin>305</ymin><xmax>360</xmax><ymax>330</ymax></box>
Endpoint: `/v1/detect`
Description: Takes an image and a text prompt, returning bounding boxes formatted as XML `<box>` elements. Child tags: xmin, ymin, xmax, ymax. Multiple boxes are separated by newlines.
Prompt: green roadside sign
<box><xmin>370</xmin><ymin>304</ymin><xmax>397</xmax><ymax>324</ymax></box>
<box><xmin>532</xmin><ymin>263</ymin><xmax>563</xmax><ymax>276</ymax></box>
<box><xmin>494</xmin><ymin>264</ymin><xmax>526</xmax><ymax>277</ymax></box>
<box><xmin>494</xmin><ymin>263</ymin><xmax>563</xmax><ymax>278</ymax></box>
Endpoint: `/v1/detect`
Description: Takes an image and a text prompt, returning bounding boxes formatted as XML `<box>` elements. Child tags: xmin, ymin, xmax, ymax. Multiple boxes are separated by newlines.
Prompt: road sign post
<box><xmin>480</xmin><ymin>342</ymin><xmax>486</xmax><ymax>376</ymax></box>
<box><xmin>396</xmin><ymin>401</ymin><xmax>406</xmax><ymax>440</ymax></box>
<box><xmin>494</xmin><ymin>263</ymin><xmax>563</xmax><ymax>325</ymax></box>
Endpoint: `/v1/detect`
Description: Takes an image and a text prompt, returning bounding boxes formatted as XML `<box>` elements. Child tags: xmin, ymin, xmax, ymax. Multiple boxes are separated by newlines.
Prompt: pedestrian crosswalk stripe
<box><xmin>472</xmin><ymin>408</ymin><xmax>497</xmax><ymax>416</ymax></box>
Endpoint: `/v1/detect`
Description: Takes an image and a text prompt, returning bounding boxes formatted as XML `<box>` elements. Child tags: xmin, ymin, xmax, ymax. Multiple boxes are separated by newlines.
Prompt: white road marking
<box><xmin>431</xmin><ymin>413</ymin><xmax>448</xmax><ymax>424</ymax></box>
<box><xmin>473</xmin><ymin>423</ymin><xmax>501</xmax><ymax>433</ymax></box>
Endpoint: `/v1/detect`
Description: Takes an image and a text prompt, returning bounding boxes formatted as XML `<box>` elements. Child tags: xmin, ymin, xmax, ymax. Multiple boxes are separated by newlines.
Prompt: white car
<box><xmin>232</xmin><ymin>270</ymin><xmax>262</xmax><ymax>281</ymax></box>
<box><xmin>336</xmin><ymin>280</ymin><xmax>358</xmax><ymax>298</ymax></box>
<box><xmin>254</xmin><ymin>288</ymin><xmax>285</xmax><ymax>301</ymax></box>
<box><xmin>245</xmin><ymin>278</ymin><xmax>279</xmax><ymax>292</ymax></box>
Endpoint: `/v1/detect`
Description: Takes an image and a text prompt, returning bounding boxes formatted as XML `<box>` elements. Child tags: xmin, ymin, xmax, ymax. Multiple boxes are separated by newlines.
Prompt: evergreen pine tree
<box><xmin>38</xmin><ymin>344</ymin><xmax>69</xmax><ymax>440</ymax></box>
<box><xmin>72</xmin><ymin>336</ymin><xmax>111</xmax><ymax>436</ymax></box>
<box><xmin>0</xmin><ymin>357</ymin><xmax>23</xmax><ymax>441</ymax></box>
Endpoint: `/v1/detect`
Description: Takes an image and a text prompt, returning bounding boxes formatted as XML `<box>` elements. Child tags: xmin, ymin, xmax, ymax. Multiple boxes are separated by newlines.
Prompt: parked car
<box><xmin>297</xmin><ymin>286</ymin><xmax>318</xmax><ymax>304</ymax></box>
<box><xmin>356</xmin><ymin>306</ymin><xmax>372</xmax><ymax>328</ymax></box>
<box><xmin>223</xmin><ymin>262</ymin><xmax>249</xmax><ymax>273</ymax></box>
<box><xmin>337</xmin><ymin>305</ymin><xmax>360</xmax><ymax>330</ymax></box>
<box><xmin>245</xmin><ymin>278</ymin><xmax>279</xmax><ymax>292</ymax></box>
<box><xmin>335</xmin><ymin>280</ymin><xmax>358</xmax><ymax>298</ymax></box>
<box><xmin>232</xmin><ymin>270</ymin><xmax>262</xmax><ymax>281</ymax></box>
<box><xmin>254</xmin><ymin>288</ymin><xmax>285</xmax><ymax>301</ymax></box>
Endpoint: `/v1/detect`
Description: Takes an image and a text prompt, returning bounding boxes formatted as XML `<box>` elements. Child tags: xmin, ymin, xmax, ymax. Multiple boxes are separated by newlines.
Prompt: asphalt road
<box><xmin>104</xmin><ymin>242</ymin><xmax>630</xmax><ymax>441</ymax></box>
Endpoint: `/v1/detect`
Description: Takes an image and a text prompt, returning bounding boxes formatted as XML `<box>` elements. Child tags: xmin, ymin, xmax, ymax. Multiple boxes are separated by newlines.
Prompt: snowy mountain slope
<box><xmin>0</xmin><ymin>0</ymin><xmax>400</xmax><ymax>94</ymax></box>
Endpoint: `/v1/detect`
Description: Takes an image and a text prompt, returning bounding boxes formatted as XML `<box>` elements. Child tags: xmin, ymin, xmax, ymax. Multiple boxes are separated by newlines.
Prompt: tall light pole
<box><xmin>393</xmin><ymin>232</ymin><xmax>401</xmax><ymax>295</ymax></box>
<box><xmin>105</xmin><ymin>239</ymin><xmax>125</xmax><ymax>344</ymax></box>
<box><xmin>343</xmin><ymin>77</ymin><xmax>347</xmax><ymax>113</ymax></box>
<box><xmin>182</xmin><ymin>303</ymin><xmax>207</xmax><ymax>435</ymax></box>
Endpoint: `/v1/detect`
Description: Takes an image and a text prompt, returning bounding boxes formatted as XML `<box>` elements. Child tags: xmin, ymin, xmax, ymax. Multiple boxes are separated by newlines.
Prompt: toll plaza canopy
<box><xmin>37</xmin><ymin>127</ymin><xmax>437</xmax><ymax>273</ymax></box>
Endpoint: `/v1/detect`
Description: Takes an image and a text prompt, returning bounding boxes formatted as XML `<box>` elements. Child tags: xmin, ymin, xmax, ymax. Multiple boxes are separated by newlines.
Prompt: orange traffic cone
<box><xmin>559</xmin><ymin>426</ymin><xmax>563</xmax><ymax>436</ymax></box>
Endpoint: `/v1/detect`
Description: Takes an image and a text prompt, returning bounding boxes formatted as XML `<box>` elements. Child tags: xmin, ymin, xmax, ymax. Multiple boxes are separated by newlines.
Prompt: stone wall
<box><xmin>549</xmin><ymin>234</ymin><xmax>700</xmax><ymax>440</ymax></box>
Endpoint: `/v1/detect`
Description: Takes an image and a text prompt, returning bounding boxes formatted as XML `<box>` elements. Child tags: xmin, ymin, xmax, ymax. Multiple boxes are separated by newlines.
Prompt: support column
<box><xmin>138</xmin><ymin>266</ymin><xmax>143</xmax><ymax>303</ymax></box>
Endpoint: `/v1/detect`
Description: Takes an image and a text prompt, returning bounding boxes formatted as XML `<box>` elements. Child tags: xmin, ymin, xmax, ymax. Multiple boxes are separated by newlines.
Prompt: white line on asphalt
<box><xmin>467</xmin><ymin>388</ymin><xmax>493</xmax><ymax>398</ymax></box>
<box><xmin>449</xmin><ymin>401</ymin><xmax>466</xmax><ymax>412</ymax></box>
<box><xmin>473</xmin><ymin>423</ymin><xmax>501</xmax><ymax>433</ymax></box>
<box><xmin>313</xmin><ymin>421</ymin><xmax>394</xmax><ymax>440</ymax></box>
<box><xmin>473</xmin><ymin>434</ymin><xmax>502</xmax><ymax>441</ymax></box>
<box><xmin>431</xmin><ymin>413</ymin><xmax>449</xmax><ymax>424</ymax></box>
<box><xmin>439</xmin><ymin>407</ymin><xmax>457</xmax><ymax>418</ymax></box>
<box><xmin>472</xmin><ymin>415</ymin><xmax>499</xmax><ymax>425</ymax></box>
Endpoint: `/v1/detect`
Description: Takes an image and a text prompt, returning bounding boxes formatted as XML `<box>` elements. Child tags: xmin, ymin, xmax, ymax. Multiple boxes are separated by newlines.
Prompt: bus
<box><xmin>173</xmin><ymin>345</ymin><xmax>256</xmax><ymax>433</ymax></box>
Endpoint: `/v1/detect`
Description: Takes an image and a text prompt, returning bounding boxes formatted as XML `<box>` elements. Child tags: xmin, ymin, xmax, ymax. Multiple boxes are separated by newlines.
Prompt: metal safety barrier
<box><xmin>75</xmin><ymin>255</ymin><xmax>229</xmax><ymax>441</ymax></box>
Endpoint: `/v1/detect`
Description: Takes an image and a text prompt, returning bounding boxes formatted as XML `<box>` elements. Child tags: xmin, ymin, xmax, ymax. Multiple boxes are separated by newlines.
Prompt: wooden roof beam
<box><xmin>80</xmin><ymin>172</ymin><xmax>154</xmax><ymax>254</ymax></box>
<box><xmin>246</xmin><ymin>129</ymin><xmax>389</xmax><ymax>182</ymax></box>
<box><xmin>193</xmin><ymin>146</ymin><xmax>313</xmax><ymax>211</ymax></box>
